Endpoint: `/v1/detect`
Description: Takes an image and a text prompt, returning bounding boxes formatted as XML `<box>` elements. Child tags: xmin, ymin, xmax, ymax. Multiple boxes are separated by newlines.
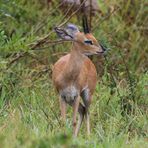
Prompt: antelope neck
<box><xmin>64</xmin><ymin>42</ymin><xmax>85</xmax><ymax>79</ymax></box>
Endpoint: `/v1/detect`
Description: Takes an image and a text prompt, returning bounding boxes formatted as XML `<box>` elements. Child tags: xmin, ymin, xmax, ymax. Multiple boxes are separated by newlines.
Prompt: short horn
<box><xmin>82</xmin><ymin>15</ymin><xmax>90</xmax><ymax>34</ymax></box>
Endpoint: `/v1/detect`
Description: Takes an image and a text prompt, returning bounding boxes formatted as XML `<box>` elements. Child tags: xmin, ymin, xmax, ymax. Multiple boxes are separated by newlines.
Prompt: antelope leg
<box><xmin>72</xmin><ymin>96</ymin><xmax>80</xmax><ymax>137</ymax></box>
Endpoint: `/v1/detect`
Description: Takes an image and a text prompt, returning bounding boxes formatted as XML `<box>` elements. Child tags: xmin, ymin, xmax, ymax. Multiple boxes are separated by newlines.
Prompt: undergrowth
<box><xmin>0</xmin><ymin>0</ymin><xmax>148</xmax><ymax>147</ymax></box>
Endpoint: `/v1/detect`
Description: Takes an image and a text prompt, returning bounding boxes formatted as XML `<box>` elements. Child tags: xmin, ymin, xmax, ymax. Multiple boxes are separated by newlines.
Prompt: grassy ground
<box><xmin>0</xmin><ymin>0</ymin><xmax>148</xmax><ymax>147</ymax></box>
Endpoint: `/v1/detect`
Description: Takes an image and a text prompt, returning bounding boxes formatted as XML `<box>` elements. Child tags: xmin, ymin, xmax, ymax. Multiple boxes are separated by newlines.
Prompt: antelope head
<box><xmin>54</xmin><ymin>17</ymin><xmax>106</xmax><ymax>55</ymax></box>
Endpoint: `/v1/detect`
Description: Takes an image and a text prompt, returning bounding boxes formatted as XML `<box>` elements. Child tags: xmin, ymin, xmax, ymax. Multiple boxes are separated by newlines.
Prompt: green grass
<box><xmin>0</xmin><ymin>0</ymin><xmax>148</xmax><ymax>147</ymax></box>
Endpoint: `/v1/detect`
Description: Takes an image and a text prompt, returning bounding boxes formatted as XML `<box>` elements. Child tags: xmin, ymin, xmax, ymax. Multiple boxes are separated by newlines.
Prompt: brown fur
<box><xmin>52</xmin><ymin>32</ymin><xmax>103</xmax><ymax>137</ymax></box>
<box><xmin>52</xmin><ymin>52</ymin><xmax>97</xmax><ymax>99</ymax></box>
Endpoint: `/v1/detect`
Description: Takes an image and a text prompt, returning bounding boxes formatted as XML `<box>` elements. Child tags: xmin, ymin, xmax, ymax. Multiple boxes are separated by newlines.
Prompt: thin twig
<box><xmin>92</xmin><ymin>7</ymin><xmax>120</xmax><ymax>31</ymax></box>
<box><xmin>36</xmin><ymin>88</ymin><xmax>62</xmax><ymax>127</ymax></box>
<box><xmin>56</xmin><ymin>2</ymin><xmax>75</xmax><ymax>27</ymax></box>
<box><xmin>7</xmin><ymin>51</ymin><xmax>47</xmax><ymax>68</ymax></box>
<box><xmin>104</xmin><ymin>55</ymin><xmax>121</xmax><ymax>105</ymax></box>
<box><xmin>58</xmin><ymin>0</ymin><xmax>87</xmax><ymax>27</ymax></box>
<box><xmin>113</xmin><ymin>38</ymin><xmax>135</xmax><ymax>99</ymax></box>
<box><xmin>29</xmin><ymin>30</ymin><xmax>54</xmax><ymax>50</ymax></box>
<box><xmin>28</xmin><ymin>0</ymin><xmax>87</xmax><ymax>50</ymax></box>
<box><xmin>89</xmin><ymin>0</ymin><xmax>92</xmax><ymax>30</ymax></box>
<box><xmin>33</xmin><ymin>1</ymin><xmax>65</xmax><ymax>34</ymax></box>
<box><xmin>7</xmin><ymin>52</ymin><xmax>27</xmax><ymax>68</ymax></box>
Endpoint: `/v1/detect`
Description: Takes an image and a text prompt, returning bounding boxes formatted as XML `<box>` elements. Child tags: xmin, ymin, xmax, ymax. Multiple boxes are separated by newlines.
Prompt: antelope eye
<box><xmin>84</xmin><ymin>40</ymin><xmax>93</xmax><ymax>45</ymax></box>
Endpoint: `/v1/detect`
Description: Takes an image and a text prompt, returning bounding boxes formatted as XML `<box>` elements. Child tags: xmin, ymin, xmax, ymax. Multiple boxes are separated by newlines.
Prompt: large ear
<box><xmin>65</xmin><ymin>24</ymin><xmax>79</xmax><ymax>37</ymax></box>
<box><xmin>54</xmin><ymin>24</ymin><xmax>79</xmax><ymax>40</ymax></box>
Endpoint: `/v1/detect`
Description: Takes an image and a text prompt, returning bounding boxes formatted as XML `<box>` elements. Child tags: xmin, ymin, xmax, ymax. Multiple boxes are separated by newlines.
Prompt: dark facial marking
<box><xmin>84</xmin><ymin>40</ymin><xmax>93</xmax><ymax>45</ymax></box>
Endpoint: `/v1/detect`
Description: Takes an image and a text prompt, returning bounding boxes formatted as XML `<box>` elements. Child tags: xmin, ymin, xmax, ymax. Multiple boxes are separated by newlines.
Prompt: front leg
<box><xmin>59</xmin><ymin>97</ymin><xmax>66</xmax><ymax>123</ymax></box>
<box><xmin>72</xmin><ymin>96</ymin><xmax>80</xmax><ymax>137</ymax></box>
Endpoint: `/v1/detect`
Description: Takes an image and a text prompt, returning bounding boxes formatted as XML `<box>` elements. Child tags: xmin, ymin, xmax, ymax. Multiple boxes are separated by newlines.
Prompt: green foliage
<box><xmin>0</xmin><ymin>0</ymin><xmax>148</xmax><ymax>147</ymax></box>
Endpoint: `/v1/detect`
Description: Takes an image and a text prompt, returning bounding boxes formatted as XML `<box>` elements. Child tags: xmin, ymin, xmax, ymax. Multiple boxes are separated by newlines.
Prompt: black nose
<box><xmin>100</xmin><ymin>44</ymin><xmax>107</xmax><ymax>52</ymax></box>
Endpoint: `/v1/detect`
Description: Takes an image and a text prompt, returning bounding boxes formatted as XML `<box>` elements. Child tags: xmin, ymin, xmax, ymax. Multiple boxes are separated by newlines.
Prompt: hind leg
<box><xmin>83</xmin><ymin>101</ymin><xmax>91</xmax><ymax>136</ymax></box>
<box><xmin>85</xmin><ymin>108</ymin><xmax>90</xmax><ymax>136</ymax></box>
<box><xmin>75</xmin><ymin>103</ymin><xmax>85</xmax><ymax>135</ymax></box>
<box><xmin>81</xmin><ymin>89</ymin><xmax>92</xmax><ymax>136</ymax></box>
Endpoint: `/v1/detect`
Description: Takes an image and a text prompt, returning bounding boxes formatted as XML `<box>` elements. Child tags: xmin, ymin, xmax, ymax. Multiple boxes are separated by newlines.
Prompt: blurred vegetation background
<box><xmin>0</xmin><ymin>0</ymin><xmax>148</xmax><ymax>147</ymax></box>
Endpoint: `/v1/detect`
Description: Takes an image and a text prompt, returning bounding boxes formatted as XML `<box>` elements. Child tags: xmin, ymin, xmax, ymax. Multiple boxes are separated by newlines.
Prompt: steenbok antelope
<box><xmin>52</xmin><ymin>17</ymin><xmax>105</xmax><ymax>137</ymax></box>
